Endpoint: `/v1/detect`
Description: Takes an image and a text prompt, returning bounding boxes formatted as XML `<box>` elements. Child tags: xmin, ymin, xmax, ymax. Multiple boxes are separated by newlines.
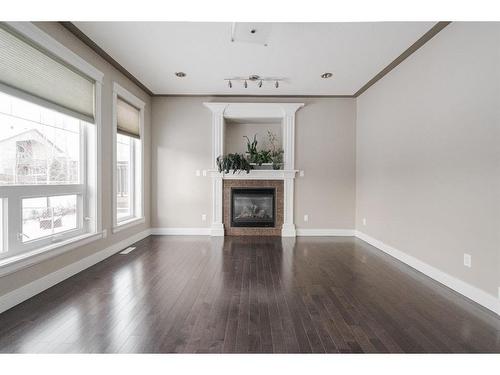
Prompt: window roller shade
<box><xmin>0</xmin><ymin>23</ymin><xmax>95</xmax><ymax>123</ymax></box>
<box><xmin>117</xmin><ymin>97</ymin><xmax>141</xmax><ymax>139</ymax></box>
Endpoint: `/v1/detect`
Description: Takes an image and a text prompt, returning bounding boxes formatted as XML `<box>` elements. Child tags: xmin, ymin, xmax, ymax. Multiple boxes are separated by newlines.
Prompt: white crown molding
<box><xmin>355</xmin><ymin>230</ymin><xmax>500</xmax><ymax>316</ymax></box>
<box><xmin>0</xmin><ymin>229</ymin><xmax>151</xmax><ymax>314</ymax></box>
<box><xmin>212</xmin><ymin>102</ymin><xmax>304</xmax><ymax>119</ymax></box>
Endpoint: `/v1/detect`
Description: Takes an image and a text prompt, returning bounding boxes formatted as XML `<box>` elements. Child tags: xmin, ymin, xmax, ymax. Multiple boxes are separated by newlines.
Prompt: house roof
<box><xmin>0</xmin><ymin>129</ymin><xmax>65</xmax><ymax>154</ymax></box>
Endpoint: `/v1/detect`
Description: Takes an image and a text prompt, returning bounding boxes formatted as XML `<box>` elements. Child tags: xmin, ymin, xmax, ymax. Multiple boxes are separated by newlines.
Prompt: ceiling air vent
<box><xmin>231</xmin><ymin>23</ymin><xmax>272</xmax><ymax>46</ymax></box>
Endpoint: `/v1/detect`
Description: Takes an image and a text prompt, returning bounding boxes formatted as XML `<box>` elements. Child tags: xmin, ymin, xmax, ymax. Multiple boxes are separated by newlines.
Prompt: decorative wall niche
<box><xmin>224</xmin><ymin>119</ymin><xmax>282</xmax><ymax>156</ymax></box>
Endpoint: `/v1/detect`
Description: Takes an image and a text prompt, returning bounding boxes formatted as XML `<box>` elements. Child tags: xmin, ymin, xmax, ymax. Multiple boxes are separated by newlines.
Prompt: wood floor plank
<box><xmin>0</xmin><ymin>235</ymin><xmax>499</xmax><ymax>353</ymax></box>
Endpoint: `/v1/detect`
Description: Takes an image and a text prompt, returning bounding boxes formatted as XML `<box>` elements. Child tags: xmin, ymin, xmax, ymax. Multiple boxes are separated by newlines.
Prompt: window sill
<box><xmin>112</xmin><ymin>217</ymin><xmax>145</xmax><ymax>234</ymax></box>
<box><xmin>0</xmin><ymin>230</ymin><xmax>107</xmax><ymax>278</ymax></box>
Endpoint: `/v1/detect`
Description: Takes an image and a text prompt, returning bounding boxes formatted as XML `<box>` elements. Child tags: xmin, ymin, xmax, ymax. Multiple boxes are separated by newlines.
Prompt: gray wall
<box><xmin>152</xmin><ymin>96</ymin><xmax>356</xmax><ymax>230</ymax></box>
<box><xmin>356</xmin><ymin>22</ymin><xmax>500</xmax><ymax>296</ymax></box>
<box><xmin>0</xmin><ymin>22</ymin><xmax>152</xmax><ymax>297</ymax></box>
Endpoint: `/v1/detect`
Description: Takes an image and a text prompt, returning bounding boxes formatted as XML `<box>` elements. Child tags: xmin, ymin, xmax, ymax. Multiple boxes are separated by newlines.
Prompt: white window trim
<box><xmin>112</xmin><ymin>217</ymin><xmax>146</xmax><ymax>234</ymax></box>
<box><xmin>112</xmin><ymin>82</ymin><xmax>145</xmax><ymax>233</ymax></box>
<box><xmin>0</xmin><ymin>22</ymin><xmax>103</xmax><ymax>273</ymax></box>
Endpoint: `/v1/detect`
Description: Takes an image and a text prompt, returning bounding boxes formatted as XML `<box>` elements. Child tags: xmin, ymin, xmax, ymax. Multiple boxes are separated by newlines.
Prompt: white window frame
<box><xmin>0</xmin><ymin>22</ymin><xmax>104</xmax><ymax>277</ymax></box>
<box><xmin>112</xmin><ymin>82</ymin><xmax>145</xmax><ymax>233</ymax></box>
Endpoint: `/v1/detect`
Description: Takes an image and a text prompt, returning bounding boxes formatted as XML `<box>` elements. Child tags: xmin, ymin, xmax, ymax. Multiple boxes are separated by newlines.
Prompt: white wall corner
<box><xmin>355</xmin><ymin>230</ymin><xmax>500</xmax><ymax>316</ymax></box>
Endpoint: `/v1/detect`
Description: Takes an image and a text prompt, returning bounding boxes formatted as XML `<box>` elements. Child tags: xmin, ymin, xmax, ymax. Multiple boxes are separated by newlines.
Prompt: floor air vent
<box><xmin>119</xmin><ymin>246</ymin><xmax>136</xmax><ymax>255</ymax></box>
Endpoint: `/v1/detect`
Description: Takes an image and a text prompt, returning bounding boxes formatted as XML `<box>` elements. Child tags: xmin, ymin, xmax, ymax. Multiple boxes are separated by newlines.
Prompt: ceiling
<box><xmin>74</xmin><ymin>22</ymin><xmax>436</xmax><ymax>96</ymax></box>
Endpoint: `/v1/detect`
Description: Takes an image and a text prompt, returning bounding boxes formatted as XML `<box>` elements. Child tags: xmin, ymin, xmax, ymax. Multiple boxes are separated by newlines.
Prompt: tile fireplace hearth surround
<box><xmin>224</xmin><ymin>180</ymin><xmax>283</xmax><ymax>236</ymax></box>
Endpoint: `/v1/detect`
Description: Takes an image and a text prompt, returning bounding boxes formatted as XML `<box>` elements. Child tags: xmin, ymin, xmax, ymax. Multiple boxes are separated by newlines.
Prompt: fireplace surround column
<box><xmin>204</xmin><ymin>102</ymin><xmax>304</xmax><ymax>237</ymax></box>
<box><xmin>205</xmin><ymin>103</ymin><xmax>227</xmax><ymax>236</ymax></box>
<box><xmin>280</xmin><ymin>104</ymin><xmax>302</xmax><ymax>237</ymax></box>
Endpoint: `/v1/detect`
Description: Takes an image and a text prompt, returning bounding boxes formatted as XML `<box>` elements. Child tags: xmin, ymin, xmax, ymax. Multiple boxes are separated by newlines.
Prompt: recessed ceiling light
<box><xmin>321</xmin><ymin>72</ymin><xmax>333</xmax><ymax>79</ymax></box>
<box><xmin>175</xmin><ymin>72</ymin><xmax>186</xmax><ymax>77</ymax></box>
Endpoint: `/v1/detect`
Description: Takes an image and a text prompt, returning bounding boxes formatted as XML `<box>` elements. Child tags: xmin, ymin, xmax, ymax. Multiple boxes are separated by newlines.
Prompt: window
<box><xmin>0</xmin><ymin>199</ymin><xmax>5</xmax><ymax>253</ymax></box>
<box><xmin>22</xmin><ymin>195</ymin><xmax>78</xmax><ymax>242</ymax></box>
<box><xmin>0</xmin><ymin>22</ymin><xmax>103</xmax><ymax>262</ymax></box>
<box><xmin>117</xmin><ymin>133</ymin><xmax>133</xmax><ymax>220</ymax></box>
<box><xmin>0</xmin><ymin>92</ymin><xmax>81</xmax><ymax>186</ymax></box>
<box><xmin>112</xmin><ymin>83</ymin><xmax>144</xmax><ymax>231</ymax></box>
<box><xmin>0</xmin><ymin>92</ymin><xmax>91</xmax><ymax>255</ymax></box>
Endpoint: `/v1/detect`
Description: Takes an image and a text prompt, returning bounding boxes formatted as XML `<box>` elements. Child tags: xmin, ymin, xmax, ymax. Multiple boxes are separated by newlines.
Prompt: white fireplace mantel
<box><xmin>206</xmin><ymin>169</ymin><xmax>298</xmax><ymax>180</ymax></box>
<box><xmin>204</xmin><ymin>102</ymin><xmax>304</xmax><ymax>237</ymax></box>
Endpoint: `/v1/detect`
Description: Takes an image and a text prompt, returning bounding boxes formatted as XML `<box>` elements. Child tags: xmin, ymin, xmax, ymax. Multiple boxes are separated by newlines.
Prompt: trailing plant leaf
<box><xmin>216</xmin><ymin>153</ymin><xmax>252</xmax><ymax>174</ymax></box>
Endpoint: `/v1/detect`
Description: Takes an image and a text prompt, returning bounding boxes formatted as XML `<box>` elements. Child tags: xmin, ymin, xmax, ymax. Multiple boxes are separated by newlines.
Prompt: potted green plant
<box><xmin>216</xmin><ymin>153</ymin><xmax>252</xmax><ymax>174</ymax></box>
<box><xmin>244</xmin><ymin>134</ymin><xmax>275</xmax><ymax>169</ymax></box>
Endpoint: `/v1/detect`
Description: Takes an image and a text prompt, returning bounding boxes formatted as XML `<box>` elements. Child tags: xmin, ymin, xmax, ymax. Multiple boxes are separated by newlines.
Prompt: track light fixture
<box><xmin>224</xmin><ymin>75</ymin><xmax>284</xmax><ymax>89</ymax></box>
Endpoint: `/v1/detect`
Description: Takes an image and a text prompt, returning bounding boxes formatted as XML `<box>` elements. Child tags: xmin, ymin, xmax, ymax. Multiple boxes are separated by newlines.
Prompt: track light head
<box><xmin>224</xmin><ymin>76</ymin><xmax>282</xmax><ymax>89</ymax></box>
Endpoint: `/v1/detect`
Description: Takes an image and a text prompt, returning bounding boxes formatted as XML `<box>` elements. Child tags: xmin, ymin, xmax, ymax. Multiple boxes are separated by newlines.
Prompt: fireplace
<box><xmin>231</xmin><ymin>188</ymin><xmax>275</xmax><ymax>227</ymax></box>
<box><xmin>223</xmin><ymin>180</ymin><xmax>283</xmax><ymax>236</ymax></box>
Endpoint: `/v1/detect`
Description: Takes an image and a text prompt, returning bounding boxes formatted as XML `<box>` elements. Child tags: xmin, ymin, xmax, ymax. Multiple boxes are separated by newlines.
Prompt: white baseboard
<box><xmin>209</xmin><ymin>224</ymin><xmax>225</xmax><ymax>237</ymax></box>
<box><xmin>296</xmin><ymin>228</ymin><xmax>355</xmax><ymax>236</ymax></box>
<box><xmin>151</xmin><ymin>227</ymin><xmax>211</xmax><ymax>236</ymax></box>
<box><xmin>355</xmin><ymin>230</ymin><xmax>500</xmax><ymax>316</ymax></box>
<box><xmin>0</xmin><ymin>229</ymin><xmax>152</xmax><ymax>315</ymax></box>
<box><xmin>152</xmin><ymin>227</ymin><xmax>357</xmax><ymax>237</ymax></box>
<box><xmin>281</xmin><ymin>223</ymin><xmax>297</xmax><ymax>237</ymax></box>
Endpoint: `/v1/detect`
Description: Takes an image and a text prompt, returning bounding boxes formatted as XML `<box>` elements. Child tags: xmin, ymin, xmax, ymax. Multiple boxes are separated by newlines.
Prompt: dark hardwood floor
<box><xmin>0</xmin><ymin>235</ymin><xmax>499</xmax><ymax>353</ymax></box>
